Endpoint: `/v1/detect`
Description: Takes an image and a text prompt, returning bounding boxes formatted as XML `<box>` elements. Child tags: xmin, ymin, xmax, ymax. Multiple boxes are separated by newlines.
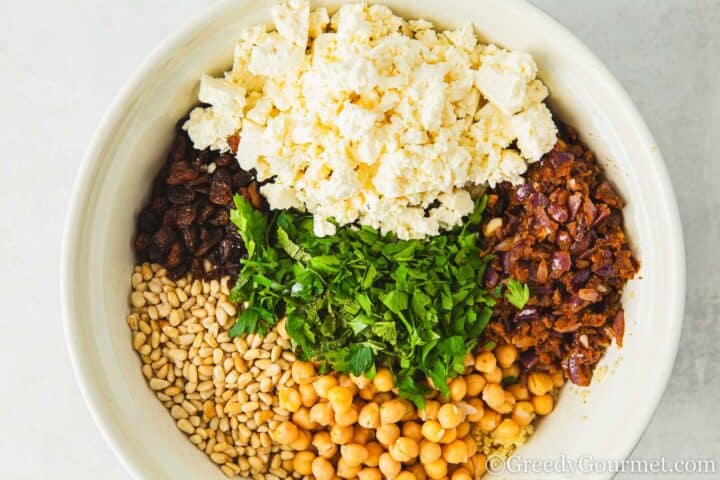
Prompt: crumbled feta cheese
<box><xmin>184</xmin><ymin>1</ymin><xmax>558</xmax><ymax>239</ymax></box>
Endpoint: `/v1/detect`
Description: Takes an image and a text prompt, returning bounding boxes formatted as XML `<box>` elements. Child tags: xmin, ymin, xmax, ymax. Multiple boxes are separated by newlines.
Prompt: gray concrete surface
<box><xmin>0</xmin><ymin>0</ymin><xmax>717</xmax><ymax>478</ymax></box>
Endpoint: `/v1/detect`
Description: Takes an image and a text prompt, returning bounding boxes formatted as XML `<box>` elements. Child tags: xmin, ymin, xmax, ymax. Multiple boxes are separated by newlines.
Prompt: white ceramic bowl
<box><xmin>62</xmin><ymin>1</ymin><xmax>685</xmax><ymax>478</ymax></box>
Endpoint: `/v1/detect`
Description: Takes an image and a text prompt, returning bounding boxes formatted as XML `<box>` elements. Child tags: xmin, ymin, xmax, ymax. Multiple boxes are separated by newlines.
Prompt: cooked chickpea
<box><xmin>312</xmin><ymin>456</ymin><xmax>335</xmax><ymax>480</ymax></box>
<box><xmin>470</xmin><ymin>454</ymin><xmax>487</xmax><ymax>477</ymax></box>
<box><xmin>293</xmin><ymin>450</ymin><xmax>316</xmax><ymax>475</ymax></box>
<box><xmin>400</xmin><ymin>400</ymin><xmax>417</xmax><ymax>421</ymax></box>
<box><xmin>373</xmin><ymin>368</ymin><xmax>395</xmax><ymax>392</ymax></box>
<box><xmin>289</xmin><ymin>430</ymin><xmax>312</xmax><ymax>450</ymax></box>
<box><xmin>421</xmin><ymin>420</ymin><xmax>446</xmax><ymax>442</ymax></box>
<box><xmin>300</xmin><ymin>382</ymin><xmax>319</xmax><ymax>407</ymax></box>
<box><xmin>456</xmin><ymin>421</ymin><xmax>470</xmax><ymax>438</ymax></box>
<box><xmin>478</xmin><ymin>410</ymin><xmax>501</xmax><ymax>433</ymax></box>
<box><xmin>451</xmin><ymin>467</ymin><xmax>472</xmax><ymax>480</ymax></box>
<box><xmin>358</xmin><ymin>468</ymin><xmax>383</xmax><ymax>480</ymax></box>
<box><xmin>338</xmin><ymin>374</ymin><xmax>359</xmax><ymax>396</ymax></box>
<box><xmin>376</xmin><ymin>423</ymin><xmax>401</xmax><ymax>447</ymax></box>
<box><xmin>335</xmin><ymin>405</ymin><xmax>359</xmax><ymax>427</ymax></box>
<box><xmin>292</xmin><ymin>361</ymin><xmax>316</xmax><ymax>385</ymax></box>
<box><xmin>310</xmin><ymin>401</ymin><xmax>335</xmax><ymax>426</ymax></box>
<box><xmin>442</xmin><ymin>439</ymin><xmax>468</xmax><ymax>464</ymax></box>
<box><xmin>503</xmin><ymin>364</ymin><xmax>521</xmax><ymax>381</ymax></box>
<box><xmin>463</xmin><ymin>352</ymin><xmax>475</xmax><ymax>368</ymax></box>
<box><xmin>293</xmin><ymin>407</ymin><xmax>318</xmax><ymax>430</ymax></box>
<box><xmin>493</xmin><ymin>418</ymin><xmax>521</xmax><ymax>445</ymax></box>
<box><xmin>448</xmin><ymin>377</ymin><xmax>467</xmax><ymax>402</ymax></box>
<box><xmin>419</xmin><ymin>440</ymin><xmax>442</xmax><ymax>464</ymax></box>
<box><xmin>279</xmin><ymin>388</ymin><xmax>302</xmax><ymax>413</ymax></box>
<box><xmin>389</xmin><ymin>436</ymin><xmax>419</xmax><ymax>463</ymax></box>
<box><xmin>552</xmin><ymin>370</ymin><xmax>565</xmax><ymax>387</ymax></box>
<box><xmin>482</xmin><ymin>383</ymin><xmax>506</xmax><ymax>411</ymax></box>
<box><xmin>342</xmin><ymin>443</ymin><xmax>370</xmax><ymax>467</ymax></box>
<box><xmin>358</xmin><ymin>402</ymin><xmax>381</xmax><ymax>429</ymax></box>
<box><xmin>373</xmin><ymin>392</ymin><xmax>394</xmax><ymax>404</ymax></box>
<box><xmin>464</xmin><ymin>436</ymin><xmax>478</xmax><ymax>457</ymax></box>
<box><xmin>402</xmin><ymin>421</ymin><xmax>423</xmax><ymax>442</ymax></box>
<box><xmin>313</xmin><ymin>375</ymin><xmax>338</xmax><ymax>399</ymax></box>
<box><xmin>484</xmin><ymin>366</ymin><xmax>503</xmax><ymax>384</ymax></box>
<box><xmin>350</xmin><ymin>373</ymin><xmax>371</xmax><ymax>389</ymax></box>
<box><xmin>439</xmin><ymin>427</ymin><xmax>457</xmax><ymax>444</ymax></box>
<box><xmin>512</xmin><ymin>401</ymin><xmax>535</xmax><ymax>426</ymax></box>
<box><xmin>532</xmin><ymin>394</ymin><xmax>554</xmax><ymax>415</ymax></box>
<box><xmin>328</xmin><ymin>386</ymin><xmax>354</xmax><ymax>413</ymax></box>
<box><xmin>365</xmin><ymin>442</ymin><xmax>384</xmax><ymax>467</ymax></box>
<box><xmin>494</xmin><ymin>391</ymin><xmax>516</xmax><ymax>415</ymax></box>
<box><xmin>380</xmin><ymin>399</ymin><xmax>406</xmax><ymax>424</ymax></box>
<box><xmin>360</xmin><ymin>382</ymin><xmax>378</xmax><ymax>400</ymax></box>
<box><xmin>409</xmin><ymin>462</ymin><xmax>428</xmax><ymax>480</ymax></box>
<box><xmin>474</xmin><ymin>351</ymin><xmax>497</xmax><ymax>373</ymax></box>
<box><xmin>494</xmin><ymin>344</ymin><xmax>518</xmax><ymax>368</ymax></box>
<box><xmin>396</xmin><ymin>472</ymin><xmax>416</xmax><ymax>480</ymax></box>
<box><xmin>418</xmin><ymin>400</ymin><xmax>440</xmax><ymax>421</ymax></box>
<box><xmin>465</xmin><ymin>398</ymin><xmax>485</xmax><ymax>422</ymax></box>
<box><xmin>330</xmin><ymin>424</ymin><xmax>355</xmax><ymax>445</ymax></box>
<box><xmin>464</xmin><ymin>374</ymin><xmax>486</xmax><ymax>397</ymax></box>
<box><xmin>313</xmin><ymin>431</ymin><xmax>338</xmax><ymax>458</ymax></box>
<box><xmin>507</xmin><ymin>383</ymin><xmax>529</xmax><ymax>401</ymax></box>
<box><xmin>353</xmin><ymin>426</ymin><xmax>373</xmax><ymax>444</ymax></box>
<box><xmin>438</xmin><ymin>404</ymin><xmax>463</xmax><ymax>429</ymax></box>
<box><xmin>337</xmin><ymin>457</ymin><xmax>362</xmax><ymax>479</ymax></box>
<box><xmin>423</xmin><ymin>458</ymin><xmax>448</xmax><ymax>480</ymax></box>
<box><xmin>527</xmin><ymin>371</ymin><xmax>554</xmax><ymax>396</ymax></box>
<box><xmin>276</xmin><ymin>421</ymin><xmax>299</xmax><ymax>444</ymax></box>
<box><xmin>379</xmin><ymin>452</ymin><xmax>402</xmax><ymax>479</ymax></box>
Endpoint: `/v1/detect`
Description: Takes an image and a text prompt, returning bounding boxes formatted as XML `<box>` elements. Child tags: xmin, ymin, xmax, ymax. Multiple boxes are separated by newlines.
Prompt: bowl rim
<box><xmin>62</xmin><ymin>0</ymin><xmax>686</xmax><ymax>478</ymax></box>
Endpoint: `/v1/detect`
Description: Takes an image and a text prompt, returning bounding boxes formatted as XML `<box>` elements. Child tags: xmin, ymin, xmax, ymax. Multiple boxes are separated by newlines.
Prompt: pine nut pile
<box><xmin>128</xmin><ymin>264</ymin><xmax>562</xmax><ymax>480</ymax></box>
<box><xmin>128</xmin><ymin>263</ymin><xmax>299</xmax><ymax>478</ymax></box>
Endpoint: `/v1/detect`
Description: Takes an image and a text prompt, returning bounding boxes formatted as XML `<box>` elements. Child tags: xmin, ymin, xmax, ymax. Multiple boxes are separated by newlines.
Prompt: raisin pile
<box><xmin>134</xmin><ymin>126</ymin><xmax>264</xmax><ymax>280</ymax></box>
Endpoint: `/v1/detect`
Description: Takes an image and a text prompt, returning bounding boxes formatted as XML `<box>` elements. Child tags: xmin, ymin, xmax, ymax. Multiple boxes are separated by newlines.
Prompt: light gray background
<box><xmin>0</xmin><ymin>0</ymin><xmax>717</xmax><ymax>478</ymax></box>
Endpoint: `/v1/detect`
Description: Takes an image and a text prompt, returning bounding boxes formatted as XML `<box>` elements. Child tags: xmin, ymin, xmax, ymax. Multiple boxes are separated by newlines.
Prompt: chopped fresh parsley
<box><xmin>228</xmin><ymin>194</ymin><xmax>495</xmax><ymax>406</ymax></box>
<box><xmin>505</xmin><ymin>278</ymin><xmax>530</xmax><ymax>309</ymax></box>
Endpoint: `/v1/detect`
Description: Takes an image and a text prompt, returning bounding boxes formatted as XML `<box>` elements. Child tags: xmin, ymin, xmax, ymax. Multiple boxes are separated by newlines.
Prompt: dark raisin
<box><xmin>151</xmin><ymin>226</ymin><xmax>175</xmax><ymax>253</ymax></box>
<box><xmin>209</xmin><ymin>168</ymin><xmax>233</xmax><ymax>205</ymax></box>
<box><xmin>208</xmin><ymin>208</ymin><xmax>229</xmax><ymax>226</ymax></box>
<box><xmin>215</xmin><ymin>154</ymin><xmax>234</xmax><ymax>167</ymax></box>
<box><xmin>138</xmin><ymin>208</ymin><xmax>160</xmax><ymax>233</ymax></box>
<box><xmin>166</xmin><ymin>241</ymin><xmax>185</xmax><ymax>268</ymax></box>
<box><xmin>167</xmin><ymin>185</ymin><xmax>195</xmax><ymax>205</ymax></box>
<box><xmin>196</xmin><ymin>202</ymin><xmax>214</xmax><ymax>224</ymax></box>
<box><xmin>167</xmin><ymin>160</ymin><xmax>199</xmax><ymax>185</ymax></box>
<box><xmin>165</xmin><ymin>205</ymin><xmax>197</xmax><ymax>227</ymax></box>
<box><xmin>134</xmin><ymin>233</ymin><xmax>151</xmax><ymax>252</ymax></box>
<box><xmin>180</xmin><ymin>226</ymin><xmax>197</xmax><ymax>251</ymax></box>
<box><xmin>232</xmin><ymin>170</ymin><xmax>254</xmax><ymax>189</ymax></box>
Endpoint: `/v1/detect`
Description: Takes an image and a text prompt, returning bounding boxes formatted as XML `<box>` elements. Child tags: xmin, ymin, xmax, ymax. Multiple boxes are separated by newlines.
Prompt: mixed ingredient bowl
<box><xmin>62</xmin><ymin>1</ymin><xmax>685</xmax><ymax>479</ymax></box>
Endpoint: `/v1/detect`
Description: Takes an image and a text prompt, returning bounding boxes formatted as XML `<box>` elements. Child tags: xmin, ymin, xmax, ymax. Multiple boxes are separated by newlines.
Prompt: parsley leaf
<box><xmin>505</xmin><ymin>278</ymin><xmax>530</xmax><ymax>309</ymax></box>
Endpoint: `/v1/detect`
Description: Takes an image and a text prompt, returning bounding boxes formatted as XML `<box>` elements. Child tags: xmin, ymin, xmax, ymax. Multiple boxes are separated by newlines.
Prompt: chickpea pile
<box><xmin>274</xmin><ymin>343</ymin><xmax>562</xmax><ymax>480</ymax></box>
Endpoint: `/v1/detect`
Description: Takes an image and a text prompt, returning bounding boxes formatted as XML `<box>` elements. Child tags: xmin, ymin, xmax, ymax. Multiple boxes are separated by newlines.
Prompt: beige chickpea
<box><xmin>421</xmin><ymin>420</ymin><xmax>446</xmax><ymax>443</ymax></box>
<box><xmin>373</xmin><ymin>368</ymin><xmax>395</xmax><ymax>392</ymax></box>
<box><xmin>470</xmin><ymin>454</ymin><xmax>487</xmax><ymax>477</ymax></box>
<box><xmin>484</xmin><ymin>366</ymin><xmax>503</xmax><ymax>384</ymax></box>
<box><xmin>409</xmin><ymin>463</ymin><xmax>428</xmax><ymax>480</ymax></box>
<box><xmin>527</xmin><ymin>372</ymin><xmax>554</xmax><ymax>396</ymax></box>
<box><xmin>448</xmin><ymin>377</ymin><xmax>467</xmax><ymax>402</ymax></box>
<box><xmin>275</xmin><ymin>421</ymin><xmax>299</xmax><ymax>445</ymax></box>
<box><xmin>379</xmin><ymin>453</ymin><xmax>401</xmax><ymax>479</ymax></box>
<box><xmin>532</xmin><ymin>394</ymin><xmax>554</xmax><ymax>415</ymax></box>
<box><xmin>365</xmin><ymin>442</ymin><xmax>384</xmax><ymax>467</ymax></box>
<box><xmin>337</xmin><ymin>457</ymin><xmax>362</xmax><ymax>479</ymax></box>
<box><xmin>464</xmin><ymin>436</ymin><xmax>478</xmax><ymax>457</ymax></box>
<box><xmin>438</xmin><ymin>404</ymin><xmax>464</xmax><ymax>429</ymax></box>
<box><xmin>279</xmin><ymin>388</ymin><xmax>302</xmax><ymax>413</ymax></box>
<box><xmin>465</xmin><ymin>374</ymin><xmax>486</xmax><ymax>397</ymax></box>
<box><xmin>402</xmin><ymin>421</ymin><xmax>423</xmax><ymax>442</ymax></box>
<box><xmin>335</xmin><ymin>405</ymin><xmax>359</xmax><ymax>427</ymax></box>
<box><xmin>465</xmin><ymin>398</ymin><xmax>485</xmax><ymax>422</ymax></box>
<box><xmin>300</xmin><ymin>382</ymin><xmax>319</xmax><ymax>407</ymax></box>
<box><xmin>310</xmin><ymin>401</ymin><xmax>335</xmax><ymax>426</ymax></box>
<box><xmin>313</xmin><ymin>431</ymin><xmax>338</xmax><ymax>458</ymax></box>
<box><xmin>456</xmin><ymin>421</ymin><xmax>470</xmax><ymax>438</ymax></box>
<box><xmin>503</xmin><ymin>365</ymin><xmax>521</xmax><ymax>381</ymax></box>
<box><xmin>419</xmin><ymin>440</ymin><xmax>442</xmax><ymax>464</ymax></box>
<box><xmin>512</xmin><ymin>401</ymin><xmax>535</xmax><ymax>426</ymax></box>
<box><xmin>330</xmin><ymin>424</ymin><xmax>355</xmax><ymax>445</ymax></box>
<box><xmin>292</xmin><ymin>361</ymin><xmax>316</xmax><ymax>385</ymax></box>
<box><xmin>494</xmin><ymin>391</ymin><xmax>516</xmax><ymax>415</ymax></box>
<box><xmin>451</xmin><ymin>467</ymin><xmax>472</xmax><ymax>480</ymax></box>
<box><xmin>293</xmin><ymin>450</ymin><xmax>316</xmax><ymax>475</ymax></box>
<box><xmin>289</xmin><ymin>430</ymin><xmax>312</xmax><ymax>450</ymax></box>
<box><xmin>313</xmin><ymin>375</ymin><xmax>338</xmax><ymax>399</ymax></box>
<box><xmin>328</xmin><ymin>386</ymin><xmax>354</xmax><ymax>413</ymax></box>
<box><xmin>482</xmin><ymin>383</ymin><xmax>506</xmax><ymax>411</ymax></box>
<box><xmin>396</xmin><ymin>472</ymin><xmax>416</xmax><ymax>480</ymax></box>
<box><xmin>478</xmin><ymin>410</ymin><xmax>501</xmax><ymax>433</ymax></box>
<box><xmin>494</xmin><ymin>344</ymin><xmax>518</xmax><ymax>368</ymax></box>
<box><xmin>380</xmin><ymin>399</ymin><xmax>406</xmax><ymax>424</ymax></box>
<box><xmin>312</xmin><ymin>456</ymin><xmax>335</xmax><ymax>480</ymax></box>
<box><xmin>376</xmin><ymin>423</ymin><xmax>401</xmax><ymax>447</ymax></box>
<box><xmin>439</xmin><ymin>427</ymin><xmax>457</xmax><ymax>445</ymax></box>
<box><xmin>358</xmin><ymin>468</ymin><xmax>383</xmax><ymax>480</ymax></box>
<box><xmin>423</xmin><ymin>458</ymin><xmax>448</xmax><ymax>480</ymax></box>
<box><xmin>353</xmin><ymin>426</ymin><xmax>373</xmax><ymax>444</ymax></box>
<box><xmin>389</xmin><ymin>436</ymin><xmax>419</xmax><ymax>463</ymax></box>
<box><xmin>400</xmin><ymin>400</ymin><xmax>417</xmax><ymax>421</ymax></box>
<box><xmin>350</xmin><ymin>373</ymin><xmax>371</xmax><ymax>389</ymax></box>
<box><xmin>493</xmin><ymin>418</ymin><xmax>521</xmax><ymax>445</ymax></box>
<box><xmin>358</xmin><ymin>402</ymin><xmax>381</xmax><ymax>429</ymax></box>
<box><xmin>342</xmin><ymin>443</ymin><xmax>370</xmax><ymax>467</ymax></box>
<box><xmin>293</xmin><ymin>407</ymin><xmax>318</xmax><ymax>430</ymax></box>
<box><xmin>359</xmin><ymin>382</ymin><xmax>378</xmax><ymax>400</ymax></box>
<box><xmin>474</xmin><ymin>351</ymin><xmax>497</xmax><ymax>373</ymax></box>
<box><xmin>418</xmin><ymin>400</ymin><xmax>440</xmax><ymax>421</ymax></box>
<box><xmin>552</xmin><ymin>370</ymin><xmax>565</xmax><ymax>387</ymax></box>
<box><xmin>373</xmin><ymin>392</ymin><xmax>394</xmax><ymax>404</ymax></box>
<box><xmin>442</xmin><ymin>439</ymin><xmax>468</xmax><ymax>464</ymax></box>
<box><xmin>507</xmin><ymin>383</ymin><xmax>529</xmax><ymax>401</ymax></box>
<box><xmin>338</xmin><ymin>374</ymin><xmax>359</xmax><ymax>396</ymax></box>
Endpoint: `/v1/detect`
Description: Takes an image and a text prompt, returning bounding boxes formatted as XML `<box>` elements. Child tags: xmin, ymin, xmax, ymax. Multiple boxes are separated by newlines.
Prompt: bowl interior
<box><xmin>63</xmin><ymin>1</ymin><xmax>684</xmax><ymax>479</ymax></box>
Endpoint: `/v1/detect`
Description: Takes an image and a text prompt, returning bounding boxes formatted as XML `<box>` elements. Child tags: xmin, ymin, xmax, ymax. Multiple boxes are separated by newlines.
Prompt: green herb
<box><xmin>505</xmin><ymin>278</ymin><xmax>530</xmax><ymax>309</ymax></box>
<box><xmin>501</xmin><ymin>376</ymin><xmax>518</xmax><ymax>387</ymax></box>
<box><xmin>228</xmin><ymin>194</ymin><xmax>494</xmax><ymax>407</ymax></box>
